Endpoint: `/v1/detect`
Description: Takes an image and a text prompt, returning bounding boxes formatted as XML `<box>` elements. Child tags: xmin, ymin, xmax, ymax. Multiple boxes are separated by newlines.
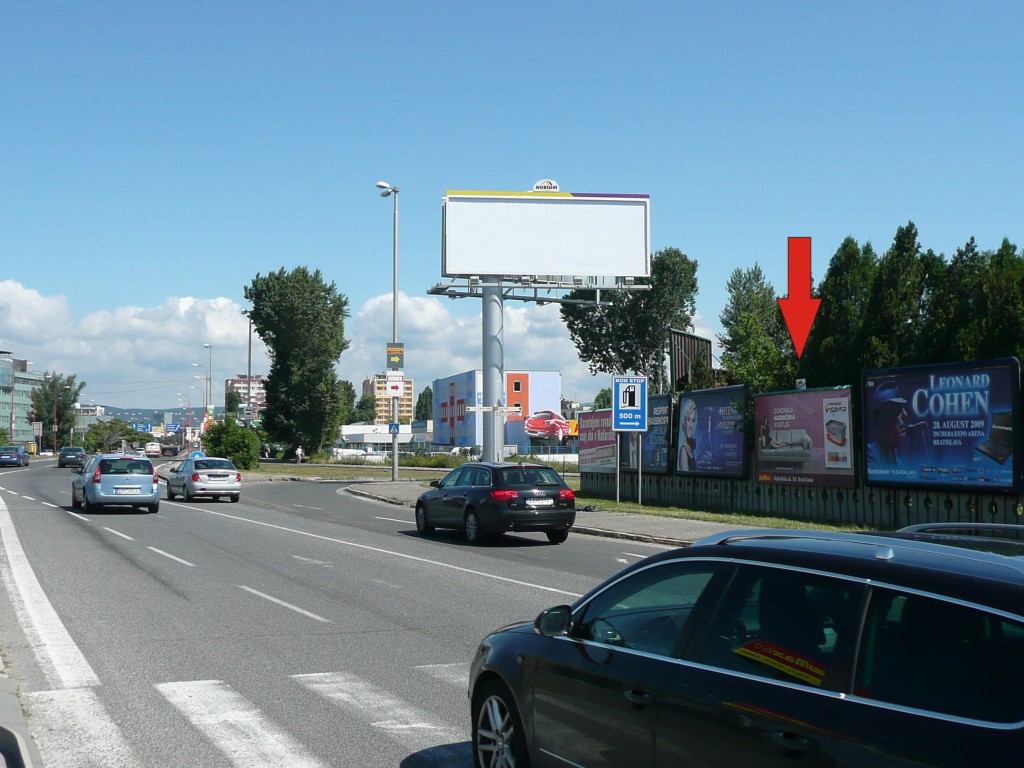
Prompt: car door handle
<box><xmin>768</xmin><ymin>731</ymin><xmax>819</xmax><ymax>753</ymax></box>
<box><xmin>623</xmin><ymin>689</ymin><xmax>654</xmax><ymax>708</ymax></box>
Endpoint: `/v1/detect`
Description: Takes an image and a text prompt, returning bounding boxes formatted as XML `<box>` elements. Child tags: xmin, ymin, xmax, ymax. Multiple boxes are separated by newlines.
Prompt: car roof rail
<box><xmin>898</xmin><ymin>523</ymin><xmax>1024</xmax><ymax>538</ymax></box>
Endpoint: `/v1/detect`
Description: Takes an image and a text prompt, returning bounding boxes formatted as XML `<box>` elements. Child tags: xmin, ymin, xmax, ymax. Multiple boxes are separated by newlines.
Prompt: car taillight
<box><xmin>153</xmin><ymin>471</ymin><xmax>159</xmax><ymax>485</ymax></box>
<box><xmin>560</xmin><ymin>489</ymin><xmax>575</xmax><ymax>501</ymax></box>
<box><xmin>91</xmin><ymin>468</ymin><xmax>102</xmax><ymax>484</ymax></box>
<box><xmin>235</xmin><ymin>473</ymin><xmax>242</xmax><ymax>482</ymax></box>
<box><xmin>192</xmin><ymin>473</ymin><xmax>201</xmax><ymax>482</ymax></box>
<box><xmin>490</xmin><ymin>490</ymin><xmax>518</xmax><ymax>501</ymax></box>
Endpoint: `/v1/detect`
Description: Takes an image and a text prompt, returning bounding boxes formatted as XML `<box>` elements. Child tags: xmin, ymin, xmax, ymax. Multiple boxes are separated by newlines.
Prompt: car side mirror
<box><xmin>429</xmin><ymin>479</ymin><xmax>440</xmax><ymax>488</ymax></box>
<box><xmin>534</xmin><ymin>605</ymin><xmax>572</xmax><ymax>637</ymax></box>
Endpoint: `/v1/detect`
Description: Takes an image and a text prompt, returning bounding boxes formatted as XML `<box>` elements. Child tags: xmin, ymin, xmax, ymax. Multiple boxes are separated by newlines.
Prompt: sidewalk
<box><xmin>345</xmin><ymin>480</ymin><xmax>753</xmax><ymax>547</ymax></box>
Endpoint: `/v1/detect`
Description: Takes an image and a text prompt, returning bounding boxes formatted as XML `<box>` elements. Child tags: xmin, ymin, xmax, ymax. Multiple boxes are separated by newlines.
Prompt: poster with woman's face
<box><xmin>675</xmin><ymin>385</ymin><xmax>747</xmax><ymax>477</ymax></box>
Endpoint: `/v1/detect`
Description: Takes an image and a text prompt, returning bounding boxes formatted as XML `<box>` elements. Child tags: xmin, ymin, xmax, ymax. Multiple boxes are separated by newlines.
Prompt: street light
<box><xmin>191</xmin><ymin>364</ymin><xmax>208</xmax><ymax>416</ymax></box>
<box><xmin>203</xmin><ymin>343</ymin><xmax>213</xmax><ymax>416</ymax></box>
<box><xmin>376</xmin><ymin>180</ymin><xmax>400</xmax><ymax>481</ymax></box>
<box><xmin>0</xmin><ymin>350</ymin><xmax>13</xmax><ymax>441</ymax></box>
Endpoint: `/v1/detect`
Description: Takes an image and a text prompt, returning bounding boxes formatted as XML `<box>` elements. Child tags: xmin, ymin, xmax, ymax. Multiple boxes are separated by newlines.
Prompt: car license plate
<box><xmin>115</xmin><ymin>487</ymin><xmax>140</xmax><ymax>495</ymax></box>
<box><xmin>207</xmin><ymin>476</ymin><xmax>226</xmax><ymax>482</ymax></box>
<box><xmin>526</xmin><ymin>498</ymin><xmax>554</xmax><ymax>507</ymax></box>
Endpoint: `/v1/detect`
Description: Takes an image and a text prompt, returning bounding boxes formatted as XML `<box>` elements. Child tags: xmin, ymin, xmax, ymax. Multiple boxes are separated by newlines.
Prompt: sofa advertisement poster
<box><xmin>619</xmin><ymin>394</ymin><xmax>672</xmax><ymax>473</ymax></box>
<box><xmin>755</xmin><ymin>387</ymin><xmax>855</xmax><ymax>488</ymax></box>
<box><xmin>676</xmin><ymin>385</ymin><xmax>747</xmax><ymax>477</ymax></box>
<box><xmin>579</xmin><ymin>409</ymin><xmax>616</xmax><ymax>474</ymax></box>
<box><xmin>863</xmin><ymin>357</ymin><xmax>1022</xmax><ymax>492</ymax></box>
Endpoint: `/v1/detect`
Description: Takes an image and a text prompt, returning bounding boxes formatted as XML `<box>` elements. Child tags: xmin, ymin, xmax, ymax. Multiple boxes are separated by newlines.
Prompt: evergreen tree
<box><xmin>800</xmin><ymin>238</ymin><xmax>877</xmax><ymax>387</ymax></box>
<box><xmin>719</xmin><ymin>265</ymin><xmax>794</xmax><ymax>391</ymax></box>
<box><xmin>355</xmin><ymin>394</ymin><xmax>378</xmax><ymax>424</ymax></box>
<box><xmin>415</xmin><ymin>385</ymin><xmax>433</xmax><ymax>422</ymax></box>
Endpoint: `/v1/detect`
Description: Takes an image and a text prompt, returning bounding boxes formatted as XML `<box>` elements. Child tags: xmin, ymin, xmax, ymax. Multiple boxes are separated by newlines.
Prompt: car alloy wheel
<box><xmin>465</xmin><ymin>510</ymin><xmax>484</xmax><ymax>545</ymax></box>
<box><xmin>473</xmin><ymin>680</ymin><xmax>528</xmax><ymax>768</ymax></box>
<box><xmin>415</xmin><ymin>504</ymin><xmax>434</xmax><ymax>535</ymax></box>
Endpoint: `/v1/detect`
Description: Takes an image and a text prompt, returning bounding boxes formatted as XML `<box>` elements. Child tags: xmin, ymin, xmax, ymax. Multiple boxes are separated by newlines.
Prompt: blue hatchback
<box><xmin>71</xmin><ymin>454</ymin><xmax>160</xmax><ymax>513</ymax></box>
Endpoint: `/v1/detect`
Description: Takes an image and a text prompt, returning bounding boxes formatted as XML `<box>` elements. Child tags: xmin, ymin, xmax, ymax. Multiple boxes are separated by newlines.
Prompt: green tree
<box><xmin>415</xmin><ymin>385</ymin><xmax>433</xmax><ymax>422</ymax></box>
<box><xmin>800</xmin><ymin>238</ymin><xmax>878</xmax><ymax>387</ymax></box>
<box><xmin>719</xmin><ymin>265</ymin><xmax>794</xmax><ymax>391</ymax></box>
<box><xmin>592</xmin><ymin>387</ymin><xmax>612</xmax><ymax>410</ymax></box>
<box><xmin>32</xmin><ymin>373</ymin><xmax>87</xmax><ymax>450</ymax></box>
<box><xmin>561</xmin><ymin>247</ymin><xmax>699</xmax><ymax>393</ymax></box>
<box><xmin>858</xmin><ymin>221</ymin><xmax>928</xmax><ymax>370</ymax></box>
<box><xmin>84</xmin><ymin>419</ymin><xmax>134</xmax><ymax>453</ymax></box>
<box><xmin>337</xmin><ymin>380</ymin><xmax>357</xmax><ymax>425</ymax></box>
<box><xmin>203</xmin><ymin>418</ymin><xmax>261</xmax><ymax>469</ymax></box>
<box><xmin>980</xmin><ymin>238</ymin><xmax>1024</xmax><ymax>362</ymax></box>
<box><xmin>225</xmin><ymin>390</ymin><xmax>242</xmax><ymax>414</ymax></box>
<box><xmin>355</xmin><ymin>393</ymin><xmax>377</xmax><ymax>423</ymax></box>
<box><xmin>244</xmin><ymin>267</ymin><xmax>350</xmax><ymax>453</ymax></box>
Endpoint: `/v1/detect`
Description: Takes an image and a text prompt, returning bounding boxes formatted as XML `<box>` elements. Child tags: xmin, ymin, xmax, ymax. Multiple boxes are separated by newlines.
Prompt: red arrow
<box><xmin>777</xmin><ymin>237</ymin><xmax>820</xmax><ymax>358</ymax></box>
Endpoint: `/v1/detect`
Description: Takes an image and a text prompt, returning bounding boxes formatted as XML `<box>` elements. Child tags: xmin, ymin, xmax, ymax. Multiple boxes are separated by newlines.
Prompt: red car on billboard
<box><xmin>524</xmin><ymin>410</ymin><xmax>572</xmax><ymax>442</ymax></box>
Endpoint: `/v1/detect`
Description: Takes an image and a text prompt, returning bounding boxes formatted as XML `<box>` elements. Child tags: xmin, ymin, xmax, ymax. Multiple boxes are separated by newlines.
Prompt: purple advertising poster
<box><xmin>579</xmin><ymin>410</ymin><xmax>616</xmax><ymax>474</ymax></box>
<box><xmin>755</xmin><ymin>388</ymin><xmax>855</xmax><ymax>488</ymax></box>
<box><xmin>863</xmin><ymin>357</ymin><xmax>1022</xmax><ymax>491</ymax></box>
<box><xmin>676</xmin><ymin>385</ymin><xmax>747</xmax><ymax>477</ymax></box>
<box><xmin>619</xmin><ymin>394</ymin><xmax>672</xmax><ymax>473</ymax></box>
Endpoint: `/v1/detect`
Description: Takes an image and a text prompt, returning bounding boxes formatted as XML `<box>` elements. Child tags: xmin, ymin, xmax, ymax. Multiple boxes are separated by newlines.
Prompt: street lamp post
<box><xmin>376</xmin><ymin>181</ymin><xmax>400</xmax><ymax>481</ymax></box>
<box><xmin>0</xmin><ymin>351</ymin><xmax>13</xmax><ymax>442</ymax></box>
<box><xmin>204</xmin><ymin>343</ymin><xmax>213</xmax><ymax>415</ymax></box>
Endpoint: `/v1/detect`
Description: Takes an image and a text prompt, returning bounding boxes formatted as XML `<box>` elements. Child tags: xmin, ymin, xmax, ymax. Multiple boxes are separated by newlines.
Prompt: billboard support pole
<box><xmin>638</xmin><ymin>434</ymin><xmax>643</xmax><ymax>506</ymax></box>
<box><xmin>482</xmin><ymin>278</ymin><xmax>504</xmax><ymax>463</ymax></box>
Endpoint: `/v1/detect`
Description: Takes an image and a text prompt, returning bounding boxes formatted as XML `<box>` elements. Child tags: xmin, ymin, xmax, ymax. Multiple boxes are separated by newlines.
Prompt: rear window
<box><xmin>99</xmin><ymin>458</ymin><xmax>154</xmax><ymax>475</ymax></box>
<box><xmin>195</xmin><ymin>459</ymin><xmax>236</xmax><ymax>471</ymax></box>
<box><xmin>500</xmin><ymin>467</ymin><xmax>565</xmax><ymax>487</ymax></box>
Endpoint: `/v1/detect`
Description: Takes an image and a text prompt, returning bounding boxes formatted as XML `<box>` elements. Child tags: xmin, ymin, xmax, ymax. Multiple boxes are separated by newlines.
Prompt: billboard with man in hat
<box><xmin>863</xmin><ymin>357</ymin><xmax>1021</xmax><ymax>491</ymax></box>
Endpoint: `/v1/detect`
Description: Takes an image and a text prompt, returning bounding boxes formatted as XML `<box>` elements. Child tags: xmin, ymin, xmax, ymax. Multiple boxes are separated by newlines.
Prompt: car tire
<box><xmin>148</xmin><ymin>503</ymin><xmax>159</xmax><ymax>514</ymax></box>
<box><xmin>71</xmin><ymin>492</ymin><xmax>81</xmax><ymax>510</ymax></box>
<box><xmin>183</xmin><ymin>487</ymin><xmax>193</xmax><ymax>502</ymax></box>
<box><xmin>546</xmin><ymin>529</ymin><xmax>569</xmax><ymax>544</ymax></box>
<box><xmin>415</xmin><ymin>504</ymin><xmax>434</xmax><ymax>535</ymax></box>
<box><xmin>84</xmin><ymin>499</ymin><xmax>100</xmax><ymax>514</ymax></box>
<box><xmin>230</xmin><ymin>494</ymin><xmax>240</xmax><ymax>503</ymax></box>
<box><xmin>472</xmin><ymin>679</ymin><xmax>530</xmax><ymax>768</ymax></box>
<box><xmin>166</xmin><ymin>485</ymin><xmax>176</xmax><ymax>500</ymax></box>
<box><xmin>464</xmin><ymin>510</ymin><xmax>485</xmax><ymax>545</ymax></box>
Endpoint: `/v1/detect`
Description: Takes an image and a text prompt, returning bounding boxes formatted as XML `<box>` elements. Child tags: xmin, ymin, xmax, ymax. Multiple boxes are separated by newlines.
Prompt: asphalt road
<box><xmin>0</xmin><ymin>460</ymin><xmax>671</xmax><ymax>767</ymax></box>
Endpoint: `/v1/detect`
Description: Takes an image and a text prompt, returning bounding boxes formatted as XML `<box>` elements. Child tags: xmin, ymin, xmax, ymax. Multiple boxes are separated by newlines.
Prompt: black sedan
<box><xmin>415</xmin><ymin>461</ymin><xmax>575</xmax><ymax>544</ymax></box>
<box><xmin>468</xmin><ymin>527</ymin><xmax>1024</xmax><ymax>768</ymax></box>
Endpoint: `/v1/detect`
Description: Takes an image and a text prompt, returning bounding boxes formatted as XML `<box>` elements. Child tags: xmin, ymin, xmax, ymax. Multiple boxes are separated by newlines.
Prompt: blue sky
<box><xmin>2</xmin><ymin>2</ymin><xmax>1021</xmax><ymax>409</ymax></box>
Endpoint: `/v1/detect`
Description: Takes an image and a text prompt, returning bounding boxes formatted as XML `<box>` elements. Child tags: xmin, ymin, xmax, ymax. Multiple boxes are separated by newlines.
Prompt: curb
<box><xmin>0</xmin><ymin>674</ymin><xmax>39</xmax><ymax>767</ymax></box>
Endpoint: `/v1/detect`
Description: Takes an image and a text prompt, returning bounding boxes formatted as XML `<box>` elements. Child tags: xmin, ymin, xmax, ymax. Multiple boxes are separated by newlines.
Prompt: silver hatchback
<box><xmin>167</xmin><ymin>457</ymin><xmax>242</xmax><ymax>502</ymax></box>
<box><xmin>71</xmin><ymin>454</ymin><xmax>160</xmax><ymax>513</ymax></box>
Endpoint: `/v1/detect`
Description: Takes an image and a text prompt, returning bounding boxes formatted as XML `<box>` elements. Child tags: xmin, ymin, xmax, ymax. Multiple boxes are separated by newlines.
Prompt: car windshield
<box><xmin>98</xmin><ymin>458</ymin><xmax>153</xmax><ymax>475</ymax></box>
<box><xmin>194</xmin><ymin>459</ymin><xmax>236</xmax><ymax>471</ymax></box>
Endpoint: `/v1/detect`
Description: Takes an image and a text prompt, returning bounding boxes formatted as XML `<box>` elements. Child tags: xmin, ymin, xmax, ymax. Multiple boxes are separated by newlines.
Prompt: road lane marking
<box><xmin>237</xmin><ymin>586</ymin><xmax>331</xmax><ymax>623</ymax></box>
<box><xmin>292</xmin><ymin>671</ymin><xmax>469</xmax><ymax>759</ymax></box>
<box><xmin>22</xmin><ymin>495</ymin><xmax>35</xmax><ymax>501</ymax></box>
<box><xmin>190</xmin><ymin>507</ymin><xmax>583</xmax><ymax>598</ymax></box>
<box><xmin>64</xmin><ymin>509</ymin><xmax>89</xmax><ymax>521</ymax></box>
<box><xmin>415</xmin><ymin>662</ymin><xmax>470</xmax><ymax>689</ymax></box>
<box><xmin>27</xmin><ymin>687</ymin><xmax>138</xmax><ymax>767</ymax></box>
<box><xmin>292</xmin><ymin>555</ymin><xmax>334</xmax><ymax>567</ymax></box>
<box><xmin>292</xmin><ymin>504</ymin><xmax>324</xmax><ymax>510</ymax></box>
<box><xmin>0</xmin><ymin>497</ymin><xmax>100</xmax><ymax>689</ymax></box>
<box><xmin>147</xmin><ymin>547</ymin><xmax>195</xmax><ymax>567</ymax></box>
<box><xmin>375</xmin><ymin>516</ymin><xmax>409</xmax><ymax>524</ymax></box>
<box><xmin>42</xmin><ymin>501</ymin><xmax>59</xmax><ymax>508</ymax></box>
<box><xmin>157</xmin><ymin>680</ymin><xmax>327</xmax><ymax>768</ymax></box>
<box><xmin>103</xmin><ymin>528</ymin><xmax>135</xmax><ymax>541</ymax></box>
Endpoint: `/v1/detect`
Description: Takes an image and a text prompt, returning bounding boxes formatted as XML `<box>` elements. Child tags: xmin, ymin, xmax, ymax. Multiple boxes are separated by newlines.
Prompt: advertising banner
<box><xmin>863</xmin><ymin>357</ymin><xmax>1021</xmax><ymax>491</ymax></box>
<box><xmin>676</xmin><ymin>385</ymin><xmax>747</xmax><ymax>477</ymax></box>
<box><xmin>619</xmin><ymin>394</ymin><xmax>672</xmax><ymax>473</ymax></box>
<box><xmin>579</xmin><ymin>409</ymin><xmax>616</xmax><ymax>474</ymax></box>
<box><xmin>755</xmin><ymin>388</ymin><xmax>855</xmax><ymax>488</ymax></box>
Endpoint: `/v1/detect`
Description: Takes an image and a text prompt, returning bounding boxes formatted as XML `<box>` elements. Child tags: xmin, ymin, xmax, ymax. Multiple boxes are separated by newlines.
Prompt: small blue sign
<box><xmin>388</xmin><ymin>423</ymin><xmax>400</xmax><ymax>435</ymax></box>
<box><xmin>190</xmin><ymin>451</ymin><xmax>205</xmax><ymax>459</ymax></box>
<box><xmin>612</xmin><ymin>375</ymin><xmax>648</xmax><ymax>432</ymax></box>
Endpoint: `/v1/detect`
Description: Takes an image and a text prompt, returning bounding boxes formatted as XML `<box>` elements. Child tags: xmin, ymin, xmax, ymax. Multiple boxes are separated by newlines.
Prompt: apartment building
<box><xmin>362</xmin><ymin>374</ymin><xmax>415</xmax><ymax>424</ymax></box>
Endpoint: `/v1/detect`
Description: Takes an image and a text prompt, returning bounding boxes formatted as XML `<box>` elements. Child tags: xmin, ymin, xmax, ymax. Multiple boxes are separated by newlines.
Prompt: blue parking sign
<box><xmin>612</xmin><ymin>376</ymin><xmax>648</xmax><ymax>431</ymax></box>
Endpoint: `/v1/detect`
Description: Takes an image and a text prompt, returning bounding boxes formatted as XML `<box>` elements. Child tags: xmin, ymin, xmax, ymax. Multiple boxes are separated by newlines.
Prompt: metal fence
<box><xmin>582</xmin><ymin>471</ymin><xmax>1024</xmax><ymax>529</ymax></box>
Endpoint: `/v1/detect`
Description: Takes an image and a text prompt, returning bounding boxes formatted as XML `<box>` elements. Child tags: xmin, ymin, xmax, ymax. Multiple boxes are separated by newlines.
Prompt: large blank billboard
<box><xmin>442</xmin><ymin>190</ymin><xmax>650</xmax><ymax>279</ymax></box>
